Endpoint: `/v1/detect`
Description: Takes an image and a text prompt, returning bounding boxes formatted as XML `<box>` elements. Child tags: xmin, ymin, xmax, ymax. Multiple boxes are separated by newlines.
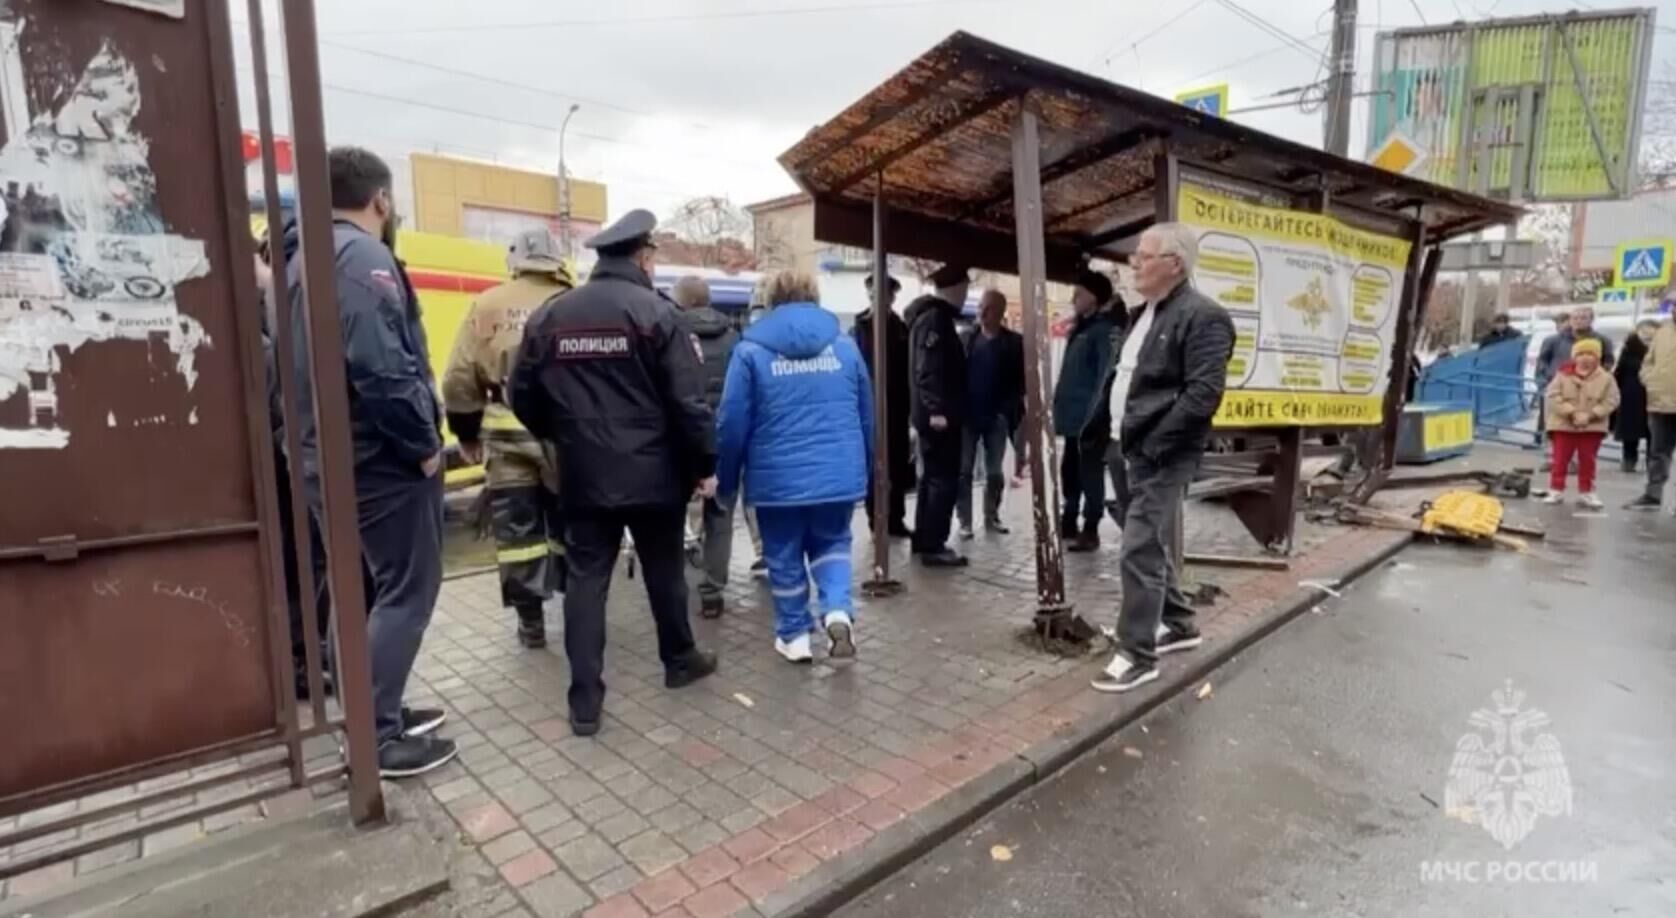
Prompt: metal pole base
<box><xmin>861</xmin><ymin>579</ymin><xmax>904</xmax><ymax>598</ymax></box>
<box><xmin>1031</xmin><ymin>604</ymin><xmax>1097</xmax><ymax>654</ymax></box>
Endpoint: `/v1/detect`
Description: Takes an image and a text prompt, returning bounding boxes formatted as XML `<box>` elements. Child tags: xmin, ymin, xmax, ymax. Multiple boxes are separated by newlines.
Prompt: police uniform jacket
<box><xmin>904</xmin><ymin>294</ymin><xmax>967</xmax><ymax>432</ymax></box>
<box><xmin>509</xmin><ymin>256</ymin><xmax>716</xmax><ymax>511</ymax></box>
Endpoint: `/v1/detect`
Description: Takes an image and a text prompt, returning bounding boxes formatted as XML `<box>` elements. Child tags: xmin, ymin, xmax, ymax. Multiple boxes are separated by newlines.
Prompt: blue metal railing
<box><xmin>1415</xmin><ymin>335</ymin><xmax>1622</xmax><ymax>461</ymax></box>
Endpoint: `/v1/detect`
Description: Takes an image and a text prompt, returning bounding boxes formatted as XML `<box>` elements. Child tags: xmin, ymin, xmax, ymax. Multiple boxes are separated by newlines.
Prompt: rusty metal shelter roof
<box><xmin>779</xmin><ymin>32</ymin><xmax>1523</xmax><ymax>282</ymax></box>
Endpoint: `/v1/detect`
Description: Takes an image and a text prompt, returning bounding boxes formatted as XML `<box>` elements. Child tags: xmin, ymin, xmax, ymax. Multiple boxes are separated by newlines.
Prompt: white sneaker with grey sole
<box><xmin>825</xmin><ymin>612</ymin><xmax>856</xmax><ymax>660</ymax></box>
<box><xmin>776</xmin><ymin>633</ymin><xmax>813</xmax><ymax>664</ymax></box>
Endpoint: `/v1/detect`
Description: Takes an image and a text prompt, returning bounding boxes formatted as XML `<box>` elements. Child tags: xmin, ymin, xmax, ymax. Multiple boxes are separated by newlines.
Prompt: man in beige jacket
<box><xmin>1628</xmin><ymin>320</ymin><xmax>1676</xmax><ymax>511</ymax></box>
<box><xmin>442</xmin><ymin>230</ymin><xmax>574</xmax><ymax>646</ymax></box>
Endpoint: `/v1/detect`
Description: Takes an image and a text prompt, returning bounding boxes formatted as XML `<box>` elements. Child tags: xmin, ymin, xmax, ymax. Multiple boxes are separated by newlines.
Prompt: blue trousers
<box><xmin>756</xmin><ymin>502</ymin><xmax>856</xmax><ymax>641</ymax></box>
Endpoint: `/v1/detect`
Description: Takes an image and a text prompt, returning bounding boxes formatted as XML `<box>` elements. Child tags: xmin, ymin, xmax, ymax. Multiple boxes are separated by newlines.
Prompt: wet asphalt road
<box><xmin>838</xmin><ymin>472</ymin><xmax>1676</xmax><ymax>918</ymax></box>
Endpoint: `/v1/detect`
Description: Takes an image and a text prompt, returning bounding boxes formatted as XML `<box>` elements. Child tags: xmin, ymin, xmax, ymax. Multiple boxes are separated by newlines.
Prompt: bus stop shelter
<box><xmin>777</xmin><ymin>32</ymin><xmax>1521</xmax><ymax>627</ymax></box>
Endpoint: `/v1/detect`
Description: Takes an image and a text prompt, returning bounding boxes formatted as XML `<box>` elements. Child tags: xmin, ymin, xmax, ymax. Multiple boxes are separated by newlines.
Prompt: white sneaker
<box><xmin>958</xmin><ymin>525</ymin><xmax>975</xmax><ymax>540</ymax></box>
<box><xmin>1577</xmin><ymin>492</ymin><xmax>1605</xmax><ymax>510</ymax></box>
<box><xmin>1542</xmin><ymin>491</ymin><xmax>1566</xmax><ymax>505</ymax></box>
<box><xmin>824</xmin><ymin>612</ymin><xmax>856</xmax><ymax>660</ymax></box>
<box><xmin>775</xmin><ymin>633</ymin><xmax>813</xmax><ymax>664</ymax></box>
<box><xmin>1090</xmin><ymin>652</ymin><xmax>1158</xmax><ymax>693</ymax></box>
<box><xmin>1155</xmin><ymin>624</ymin><xmax>1203</xmax><ymax>655</ymax></box>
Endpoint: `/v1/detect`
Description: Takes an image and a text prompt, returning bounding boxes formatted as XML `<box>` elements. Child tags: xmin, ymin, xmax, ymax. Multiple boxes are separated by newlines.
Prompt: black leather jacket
<box><xmin>1109</xmin><ymin>282</ymin><xmax>1236</xmax><ymax>464</ymax></box>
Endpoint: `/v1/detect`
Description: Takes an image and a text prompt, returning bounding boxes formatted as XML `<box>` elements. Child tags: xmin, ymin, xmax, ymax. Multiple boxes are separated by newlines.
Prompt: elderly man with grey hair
<box><xmin>1092</xmin><ymin>223</ymin><xmax>1235</xmax><ymax>694</ymax></box>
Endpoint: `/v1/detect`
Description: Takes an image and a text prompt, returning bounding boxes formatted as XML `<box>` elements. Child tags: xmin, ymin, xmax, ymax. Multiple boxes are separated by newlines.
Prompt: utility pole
<box><xmin>557</xmin><ymin>103</ymin><xmax>580</xmax><ymax>259</ymax></box>
<box><xmin>1323</xmin><ymin>0</ymin><xmax>1358</xmax><ymax>156</ymax></box>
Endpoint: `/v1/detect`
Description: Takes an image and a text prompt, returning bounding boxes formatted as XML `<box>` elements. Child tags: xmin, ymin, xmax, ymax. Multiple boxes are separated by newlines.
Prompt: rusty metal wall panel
<box><xmin>0</xmin><ymin>1</ymin><xmax>281</xmax><ymax>799</ymax></box>
<box><xmin>0</xmin><ymin>539</ymin><xmax>274</xmax><ymax>798</ymax></box>
<box><xmin>1</xmin><ymin>1</ymin><xmax>261</xmax><ymax>543</ymax></box>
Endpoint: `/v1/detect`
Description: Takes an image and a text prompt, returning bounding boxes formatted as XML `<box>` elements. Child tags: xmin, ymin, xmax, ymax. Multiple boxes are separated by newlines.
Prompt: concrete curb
<box><xmin>766</xmin><ymin>530</ymin><xmax>1413</xmax><ymax>918</ymax></box>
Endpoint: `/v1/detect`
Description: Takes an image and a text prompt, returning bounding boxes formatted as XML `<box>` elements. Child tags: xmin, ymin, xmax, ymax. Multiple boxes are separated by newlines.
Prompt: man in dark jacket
<box><xmin>510</xmin><ymin>210</ymin><xmax>718</xmax><ymax>736</ymax></box>
<box><xmin>1537</xmin><ymin>308</ymin><xmax>1615</xmax><ymax>382</ymax></box>
<box><xmin>906</xmin><ymin>264</ymin><xmax>971</xmax><ymax>566</ymax></box>
<box><xmin>853</xmin><ymin>274</ymin><xmax>914</xmax><ymax>538</ymax></box>
<box><xmin>672</xmin><ymin>275</ymin><xmax>741</xmax><ymax>618</ymax></box>
<box><xmin>957</xmin><ymin>289</ymin><xmax>1024</xmax><ymax>537</ymax></box>
<box><xmin>1091</xmin><ymin>224</ymin><xmax>1235</xmax><ymax>695</ymax></box>
<box><xmin>1052</xmin><ymin>272</ymin><xmax>1118</xmax><ymax>552</ymax></box>
<box><xmin>1477</xmin><ymin>313</ymin><xmax>1520</xmax><ymax>347</ymax></box>
<box><xmin>285</xmin><ymin>147</ymin><xmax>453</xmax><ymax>777</ymax></box>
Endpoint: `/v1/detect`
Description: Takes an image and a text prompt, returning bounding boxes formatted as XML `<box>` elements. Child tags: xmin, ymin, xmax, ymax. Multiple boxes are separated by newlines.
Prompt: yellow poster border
<box><xmin>1179</xmin><ymin>184</ymin><xmax>1412</xmax><ymax>271</ymax></box>
<box><xmin>1213</xmin><ymin>392</ymin><xmax>1384</xmax><ymax>428</ymax></box>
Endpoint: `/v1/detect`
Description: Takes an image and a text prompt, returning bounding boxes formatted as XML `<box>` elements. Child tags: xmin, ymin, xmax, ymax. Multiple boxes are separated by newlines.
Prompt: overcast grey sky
<box><xmin>231</xmin><ymin>0</ymin><xmax>1676</xmax><ymax>221</ymax></box>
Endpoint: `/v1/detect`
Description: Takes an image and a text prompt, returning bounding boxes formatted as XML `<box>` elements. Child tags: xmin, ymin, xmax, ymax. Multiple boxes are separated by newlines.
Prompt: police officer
<box><xmin>905</xmin><ymin>263</ymin><xmax>972</xmax><ymax>567</ymax></box>
<box><xmin>443</xmin><ymin>230</ymin><xmax>573</xmax><ymax>649</ymax></box>
<box><xmin>510</xmin><ymin>210</ymin><xmax>719</xmax><ymax>737</ymax></box>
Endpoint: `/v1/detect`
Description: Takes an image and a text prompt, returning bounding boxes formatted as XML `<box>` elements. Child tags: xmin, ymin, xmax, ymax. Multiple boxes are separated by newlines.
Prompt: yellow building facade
<box><xmin>409</xmin><ymin>153</ymin><xmax>608</xmax><ymax>252</ymax></box>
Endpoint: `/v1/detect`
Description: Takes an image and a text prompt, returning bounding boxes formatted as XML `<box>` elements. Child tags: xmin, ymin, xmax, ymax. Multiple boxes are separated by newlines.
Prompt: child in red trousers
<box><xmin>1543</xmin><ymin>337</ymin><xmax>1620</xmax><ymax>509</ymax></box>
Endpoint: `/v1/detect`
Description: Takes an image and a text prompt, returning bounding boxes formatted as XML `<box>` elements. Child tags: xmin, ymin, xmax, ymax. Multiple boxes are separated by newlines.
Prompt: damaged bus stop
<box><xmin>778</xmin><ymin>32</ymin><xmax>1521</xmax><ymax>637</ymax></box>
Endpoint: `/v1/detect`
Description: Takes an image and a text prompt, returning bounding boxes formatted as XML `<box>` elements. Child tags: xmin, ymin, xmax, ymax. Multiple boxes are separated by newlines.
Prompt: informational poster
<box><xmin>1177</xmin><ymin>181</ymin><xmax>1412</xmax><ymax>428</ymax></box>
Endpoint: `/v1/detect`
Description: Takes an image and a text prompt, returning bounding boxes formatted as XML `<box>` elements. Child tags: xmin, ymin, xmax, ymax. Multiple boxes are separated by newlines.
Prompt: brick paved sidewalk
<box><xmin>390</xmin><ymin>493</ymin><xmax>1411</xmax><ymax>918</ymax></box>
<box><xmin>0</xmin><ymin>490</ymin><xmax>1415</xmax><ymax>917</ymax></box>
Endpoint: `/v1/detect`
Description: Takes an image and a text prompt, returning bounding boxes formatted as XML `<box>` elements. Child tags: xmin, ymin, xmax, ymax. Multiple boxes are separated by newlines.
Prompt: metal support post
<box><xmin>276</xmin><ymin>0</ymin><xmax>385</xmax><ymax>826</ymax></box>
<box><xmin>864</xmin><ymin>175</ymin><xmax>902</xmax><ymax>596</ymax></box>
<box><xmin>1013</xmin><ymin>103</ymin><xmax>1085</xmax><ymax>643</ymax></box>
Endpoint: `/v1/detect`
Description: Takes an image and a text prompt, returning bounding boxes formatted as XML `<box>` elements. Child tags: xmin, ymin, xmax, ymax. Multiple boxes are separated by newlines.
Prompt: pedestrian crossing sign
<box><xmin>1614</xmin><ymin>240</ymin><xmax>1672</xmax><ymax>289</ymax></box>
<box><xmin>1596</xmin><ymin>286</ymin><xmax>1630</xmax><ymax>303</ymax></box>
<box><xmin>1175</xmin><ymin>84</ymin><xmax>1228</xmax><ymax>119</ymax></box>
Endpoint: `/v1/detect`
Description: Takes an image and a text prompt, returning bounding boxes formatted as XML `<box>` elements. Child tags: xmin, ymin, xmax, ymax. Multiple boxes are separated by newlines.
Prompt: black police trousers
<box><xmin>913</xmin><ymin>425</ymin><xmax>963</xmax><ymax>554</ymax></box>
<box><xmin>562</xmin><ymin>507</ymin><xmax>698</xmax><ymax>720</ymax></box>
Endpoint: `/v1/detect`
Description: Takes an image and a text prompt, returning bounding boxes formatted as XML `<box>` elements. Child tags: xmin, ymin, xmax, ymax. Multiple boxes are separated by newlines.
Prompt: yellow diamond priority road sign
<box><xmin>1369</xmin><ymin>131</ymin><xmax>1427</xmax><ymax>176</ymax></box>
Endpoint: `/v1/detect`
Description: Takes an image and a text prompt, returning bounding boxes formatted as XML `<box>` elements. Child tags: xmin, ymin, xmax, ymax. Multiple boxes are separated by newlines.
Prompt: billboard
<box><xmin>1366</xmin><ymin>9</ymin><xmax>1657</xmax><ymax>202</ymax></box>
<box><xmin>1178</xmin><ymin>181</ymin><xmax>1414</xmax><ymax>428</ymax></box>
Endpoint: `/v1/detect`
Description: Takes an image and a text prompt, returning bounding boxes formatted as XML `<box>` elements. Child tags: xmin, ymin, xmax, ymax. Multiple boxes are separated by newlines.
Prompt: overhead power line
<box><xmin>1089</xmin><ymin>0</ymin><xmax>1211</xmax><ymax>70</ymax></box>
<box><xmin>232</xmin><ymin>63</ymin><xmax>768</xmax><ymax>174</ymax></box>
<box><xmin>1210</xmin><ymin>0</ymin><xmax>1327</xmax><ymax>64</ymax></box>
<box><xmin>1178</xmin><ymin>29</ymin><xmax>1332</xmax><ymax>85</ymax></box>
<box><xmin>322</xmin><ymin>0</ymin><xmax>1011</xmax><ymax>37</ymax></box>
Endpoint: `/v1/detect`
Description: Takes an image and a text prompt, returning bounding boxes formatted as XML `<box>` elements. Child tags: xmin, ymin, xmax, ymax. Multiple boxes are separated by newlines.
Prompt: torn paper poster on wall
<box><xmin>99</xmin><ymin>0</ymin><xmax>185</xmax><ymax>19</ymax></box>
<box><xmin>0</xmin><ymin>40</ymin><xmax>211</xmax><ymax>449</ymax></box>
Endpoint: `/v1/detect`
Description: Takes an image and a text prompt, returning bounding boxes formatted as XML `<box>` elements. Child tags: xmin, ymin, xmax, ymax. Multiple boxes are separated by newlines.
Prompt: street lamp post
<box><xmin>558</xmin><ymin>103</ymin><xmax>580</xmax><ymax>258</ymax></box>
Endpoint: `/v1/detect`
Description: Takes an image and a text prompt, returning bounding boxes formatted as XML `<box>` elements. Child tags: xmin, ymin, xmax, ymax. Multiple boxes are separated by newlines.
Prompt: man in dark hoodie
<box><xmin>1052</xmin><ymin>271</ymin><xmax>1118</xmax><ymax>552</ymax></box>
<box><xmin>906</xmin><ymin>264</ymin><xmax>972</xmax><ymax>567</ymax></box>
<box><xmin>672</xmin><ymin>275</ymin><xmax>741</xmax><ymax>618</ymax></box>
<box><xmin>852</xmin><ymin>274</ymin><xmax>914</xmax><ymax>539</ymax></box>
<box><xmin>283</xmin><ymin>147</ymin><xmax>453</xmax><ymax>778</ymax></box>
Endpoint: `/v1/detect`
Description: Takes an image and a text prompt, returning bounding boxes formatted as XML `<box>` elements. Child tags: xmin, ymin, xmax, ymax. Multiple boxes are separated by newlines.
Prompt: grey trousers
<box><xmin>958</xmin><ymin>415</ymin><xmax>1010</xmax><ymax>529</ymax></box>
<box><xmin>1646</xmin><ymin>413</ymin><xmax>1676</xmax><ymax>502</ymax></box>
<box><xmin>1115</xmin><ymin>454</ymin><xmax>1197</xmax><ymax>667</ymax></box>
<box><xmin>1104</xmin><ymin>440</ymin><xmax>1132</xmax><ymax>527</ymax></box>
<box><xmin>689</xmin><ymin>495</ymin><xmax>736</xmax><ymax>601</ymax></box>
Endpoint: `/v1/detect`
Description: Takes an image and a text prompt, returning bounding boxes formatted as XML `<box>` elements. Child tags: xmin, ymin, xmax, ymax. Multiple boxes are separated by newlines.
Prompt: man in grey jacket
<box><xmin>672</xmin><ymin>276</ymin><xmax>741</xmax><ymax>618</ymax></box>
<box><xmin>285</xmin><ymin>147</ymin><xmax>453</xmax><ymax>777</ymax></box>
<box><xmin>1092</xmin><ymin>224</ymin><xmax>1235</xmax><ymax>694</ymax></box>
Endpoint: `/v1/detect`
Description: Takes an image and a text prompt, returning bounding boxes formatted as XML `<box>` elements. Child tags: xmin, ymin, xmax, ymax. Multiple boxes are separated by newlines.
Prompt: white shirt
<box><xmin>1108</xmin><ymin>303</ymin><xmax>1156</xmax><ymax>440</ymax></box>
